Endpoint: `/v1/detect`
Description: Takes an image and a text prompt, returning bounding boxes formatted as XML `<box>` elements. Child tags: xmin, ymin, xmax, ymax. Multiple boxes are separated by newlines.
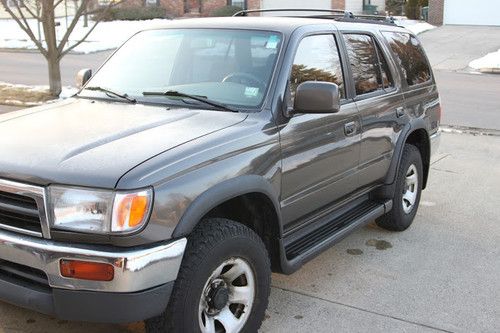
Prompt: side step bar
<box><xmin>279</xmin><ymin>199</ymin><xmax>392</xmax><ymax>274</ymax></box>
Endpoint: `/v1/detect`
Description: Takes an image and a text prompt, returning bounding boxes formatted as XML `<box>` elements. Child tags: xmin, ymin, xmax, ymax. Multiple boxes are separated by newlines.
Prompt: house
<box><xmin>148</xmin><ymin>0</ymin><xmax>387</xmax><ymax>17</ymax></box>
<box><xmin>429</xmin><ymin>0</ymin><xmax>500</xmax><ymax>26</ymax></box>
<box><xmin>236</xmin><ymin>0</ymin><xmax>386</xmax><ymax>15</ymax></box>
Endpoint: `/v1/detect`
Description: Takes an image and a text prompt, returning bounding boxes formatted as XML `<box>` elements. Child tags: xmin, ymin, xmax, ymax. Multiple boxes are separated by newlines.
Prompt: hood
<box><xmin>0</xmin><ymin>98</ymin><xmax>247</xmax><ymax>188</ymax></box>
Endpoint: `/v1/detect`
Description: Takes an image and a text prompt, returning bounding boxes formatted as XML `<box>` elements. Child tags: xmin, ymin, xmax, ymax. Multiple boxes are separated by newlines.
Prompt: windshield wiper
<box><xmin>142</xmin><ymin>90</ymin><xmax>237</xmax><ymax>112</ymax></box>
<box><xmin>85</xmin><ymin>86</ymin><xmax>137</xmax><ymax>103</ymax></box>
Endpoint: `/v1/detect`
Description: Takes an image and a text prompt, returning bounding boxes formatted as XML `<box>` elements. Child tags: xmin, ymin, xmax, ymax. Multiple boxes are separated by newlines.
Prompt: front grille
<box><xmin>0</xmin><ymin>179</ymin><xmax>46</xmax><ymax>238</ymax></box>
<box><xmin>0</xmin><ymin>191</ymin><xmax>42</xmax><ymax>235</ymax></box>
<box><xmin>0</xmin><ymin>259</ymin><xmax>50</xmax><ymax>291</ymax></box>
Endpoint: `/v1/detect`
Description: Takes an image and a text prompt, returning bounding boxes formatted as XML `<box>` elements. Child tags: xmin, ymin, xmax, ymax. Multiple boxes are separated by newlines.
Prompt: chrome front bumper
<box><xmin>0</xmin><ymin>229</ymin><xmax>186</xmax><ymax>293</ymax></box>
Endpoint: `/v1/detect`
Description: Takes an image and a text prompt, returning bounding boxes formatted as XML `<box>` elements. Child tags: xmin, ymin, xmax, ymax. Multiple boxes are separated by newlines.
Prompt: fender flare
<box><xmin>384</xmin><ymin>118</ymin><xmax>429</xmax><ymax>186</ymax></box>
<box><xmin>171</xmin><ymin>175</ymin><xmax>282</xmax><ymax>238</ymax></box>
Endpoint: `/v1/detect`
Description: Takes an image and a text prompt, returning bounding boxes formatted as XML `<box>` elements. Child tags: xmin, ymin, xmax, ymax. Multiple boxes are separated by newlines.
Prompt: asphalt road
<box><xmin>2</xmin><ymin>25</ymin><xmax>500</xmax><ymax>129</ymax></box>
<box><xmin>0</xmin><ymin>131</ymin><xmax>498</xmax><ymax>332</ymax></box>
<box><xmin>0</xmin><ymin>50</ymin><xmax>112</xmax><ymax>87</ymax></box>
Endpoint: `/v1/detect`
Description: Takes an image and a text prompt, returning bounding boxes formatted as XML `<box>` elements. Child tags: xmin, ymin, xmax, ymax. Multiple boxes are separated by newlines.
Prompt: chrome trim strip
<box><xmin>0</xmin><ymin>178</ymin><xmax>50</xmax><ymax>238</ymax></box>
<box><xmin>0</xmin><ymin>228</ymin><xmax>187</xmax><ymax>293</ymax></box>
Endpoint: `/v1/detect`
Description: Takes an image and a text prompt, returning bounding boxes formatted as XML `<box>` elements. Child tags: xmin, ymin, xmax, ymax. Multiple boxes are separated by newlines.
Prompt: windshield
<box><xmin>80</xmin><ymin>29</ymin><xmax>283</xmax><ymax>109</ymax></box>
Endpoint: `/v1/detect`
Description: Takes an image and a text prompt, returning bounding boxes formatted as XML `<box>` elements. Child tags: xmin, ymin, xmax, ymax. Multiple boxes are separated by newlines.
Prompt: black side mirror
<box><xmin>76</xmin><ymin>68</ymin><xmax>92</xmax><ymax>89</ymax></box>
<box><xmin>293</xmin><ymin>81</ymin><xmax>340</xmax><ymax>114</ymax></box>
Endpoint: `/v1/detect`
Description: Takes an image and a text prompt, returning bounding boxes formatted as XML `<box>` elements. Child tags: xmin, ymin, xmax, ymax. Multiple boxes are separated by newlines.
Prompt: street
<box><xmin>0</xmin><ymin>24</ymin><xmax>500</xmax><ymax>333</ymax></box>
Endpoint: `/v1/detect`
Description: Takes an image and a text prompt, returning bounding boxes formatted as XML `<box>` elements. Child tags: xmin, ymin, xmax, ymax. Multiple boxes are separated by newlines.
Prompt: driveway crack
<box><xmin>271</xmin><ymin>285</ymin><xmax>455</xmax><ymax>333</ymax></box>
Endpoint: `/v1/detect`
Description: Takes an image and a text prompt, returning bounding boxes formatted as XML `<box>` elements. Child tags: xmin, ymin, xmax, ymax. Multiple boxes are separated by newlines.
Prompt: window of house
<box><xmin>228</xmin><ymin>0</ymin><xmax>246</xmax><ymax>9</ymax></box>
<box><xmin>290</xmin><ymin>34</ymin><xmax>345</xmax><ymax>100</ymax></box>
<box><xmin>382</xmin><ymin>31</ymin><xmax>431</xmax><ymax>86</ymax></box>
<box><xmin>6</xmin><ymin>0</ymin><xmax>24</xmax><ymax>7</ymax></box>
<box><xmin>343</xmin><ymin>33</ymin><xmax>393</xmax><ymax>96</ymax></box>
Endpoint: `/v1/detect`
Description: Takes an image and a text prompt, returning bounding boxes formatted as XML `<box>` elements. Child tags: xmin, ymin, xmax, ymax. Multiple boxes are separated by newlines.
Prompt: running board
<box><xmin>279</xmin><ymin>199</ymin><xmax>392</xmax><ymax>274</ymax></box>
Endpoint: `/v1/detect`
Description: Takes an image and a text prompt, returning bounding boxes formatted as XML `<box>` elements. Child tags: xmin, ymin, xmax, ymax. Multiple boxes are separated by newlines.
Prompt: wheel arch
<box><xmin>378</xmin><ymin>120</ymin><xmax>431</xmax><ymax>199</ymax></box>
<box><xmin>171</xmin><ymin>175</ymin><xmax>283</xmax><ymax>271</ymax></box>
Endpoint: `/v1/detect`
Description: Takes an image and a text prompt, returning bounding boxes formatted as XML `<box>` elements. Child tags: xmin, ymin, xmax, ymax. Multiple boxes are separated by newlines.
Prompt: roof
<box><xmin>145</xmin><ymin>16</ymin><xmax>409</xmax><ymax>35</ymax></box>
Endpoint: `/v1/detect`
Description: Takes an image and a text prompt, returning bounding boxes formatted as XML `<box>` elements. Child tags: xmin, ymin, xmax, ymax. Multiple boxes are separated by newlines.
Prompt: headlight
<box><xmin>48</xmin><ymin>186</ymin><xmax>153</xmax><ymax>234</ymax></box>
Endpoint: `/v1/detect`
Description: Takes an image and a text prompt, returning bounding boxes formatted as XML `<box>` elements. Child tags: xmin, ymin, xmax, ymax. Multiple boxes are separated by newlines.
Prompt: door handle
<box><xmin>396</xmin><ymin>107</ymin><xmax>405</xmax><ymax>118</ymax></box>
<box><xmin>344</xmin><ymin>121</ymin><xmax>356</xmax><ymax>136</ymax></box>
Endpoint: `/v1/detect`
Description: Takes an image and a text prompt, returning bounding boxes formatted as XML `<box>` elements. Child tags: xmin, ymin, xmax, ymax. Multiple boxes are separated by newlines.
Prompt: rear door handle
<box><xmin>396</xmin><ymin>107</ymin><xmax>405</xmax><ymax>118</ymax></box>
<box><xmin>344</xmin><ymin>121</ymin><xmax>356</xmax><ymax>136</ymax></box>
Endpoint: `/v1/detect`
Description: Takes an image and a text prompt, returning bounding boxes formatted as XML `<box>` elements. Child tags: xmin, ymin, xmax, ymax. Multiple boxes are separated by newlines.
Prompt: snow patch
<box><xmin>469</xmin><ymin>49</ymin><xmax>500</xmax><ymax>72</ymax></box>
<box><xmin>394</xmin><ymin>17</ymin><xmax>436</xmax><ymax>35</ymax></box>
<box><xmin>0</xmin><ymin>17</ymin><xmax>171</xmax><ymax>54</ymax></box>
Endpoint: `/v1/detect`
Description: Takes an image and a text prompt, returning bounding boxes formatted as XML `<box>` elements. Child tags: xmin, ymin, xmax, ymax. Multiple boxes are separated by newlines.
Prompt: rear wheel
<box><xmin>376</xmin><ymin>144</ymin><xmax>423</xmax><ymax>231</ymax></box>
<box><xmin>145</xmin><ymin>218</ymin><xmax>271</xmax><ymax>333</ymax></box>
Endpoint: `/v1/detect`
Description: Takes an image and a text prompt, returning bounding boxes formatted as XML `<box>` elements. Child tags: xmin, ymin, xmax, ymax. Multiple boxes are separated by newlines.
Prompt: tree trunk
<box><xmin>41</xmin><ymin>1</ymin><xmax>62</xmax><ymax>96</ymax></box>
<box><xmin>47</xmin><ymin>55</ymin><xmax>62</xmax><ymax>97</ymax></box>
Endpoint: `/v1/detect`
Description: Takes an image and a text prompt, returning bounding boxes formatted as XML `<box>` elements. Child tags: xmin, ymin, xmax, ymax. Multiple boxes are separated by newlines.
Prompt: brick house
<box><xmin>131</xmin><ymin>0</ymin><xmax>386</xmax><ymax>18</ymax></box>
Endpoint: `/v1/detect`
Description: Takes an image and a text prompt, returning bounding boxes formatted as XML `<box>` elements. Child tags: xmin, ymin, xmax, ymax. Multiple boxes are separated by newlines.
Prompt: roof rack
<box><xmin>233</xmin><ymin>8</ymin><xmax>395</xmax><ymax>25</ymax></box>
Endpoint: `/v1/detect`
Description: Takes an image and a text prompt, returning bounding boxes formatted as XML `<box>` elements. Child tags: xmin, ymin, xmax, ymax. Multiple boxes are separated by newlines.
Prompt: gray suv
<box><xmin>0</xmin><ymin>10</ymin><xmax>440</xmax><ymax>333</ymax></box>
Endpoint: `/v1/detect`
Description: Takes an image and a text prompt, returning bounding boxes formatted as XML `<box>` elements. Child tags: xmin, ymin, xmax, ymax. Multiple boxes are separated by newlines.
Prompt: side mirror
<box><xmin>293</xmin><ymin>81</ymin><xmax>340</xmax><ymax>114</ymax></box>
<box><xmin>76</xmin><ymin>68</ymin><xmax>92</xmax><ymax>89</ymax></box>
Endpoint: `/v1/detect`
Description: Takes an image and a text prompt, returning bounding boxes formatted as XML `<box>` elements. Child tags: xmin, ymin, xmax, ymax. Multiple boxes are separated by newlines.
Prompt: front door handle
<box><xmin>396</xmin><ymin>107</ymin><xmax>405</xmax><ymax>118</ymax></box>
<box><xmin>344</xmin><ymin>121</ymin><xmax>356</xmax><ymax>136</ymax></box>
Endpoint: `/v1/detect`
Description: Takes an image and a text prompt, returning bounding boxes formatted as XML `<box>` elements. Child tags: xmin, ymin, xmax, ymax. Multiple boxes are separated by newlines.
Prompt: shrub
<box><xmin>211</xmin><ymin>5</ymin><xmax>243</xmax><ymax>17</ymax></box>
<box><xmin>94</xmin><ymin>6</ymin><xmax>170</xmax><ymax>21</ymax></box>
<box><xmin>405</xmin><ymin>0</ymin><xmax>429</xmax><ymax>19</ymax></box>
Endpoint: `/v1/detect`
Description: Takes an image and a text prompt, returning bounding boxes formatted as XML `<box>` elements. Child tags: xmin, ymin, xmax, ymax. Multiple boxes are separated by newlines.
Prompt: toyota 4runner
<box><xmin>0</xmin><ymin>9</ymin><xmax>440</xmax><ymax>333</ymax></box>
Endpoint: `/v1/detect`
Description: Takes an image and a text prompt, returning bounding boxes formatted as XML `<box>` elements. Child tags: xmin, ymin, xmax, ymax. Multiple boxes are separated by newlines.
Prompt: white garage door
<box><xmin>444</xmin><ymin>0</ymin><xmax>500</xmax><ymax>26</ymax></box>
<box><xmin>262</xmin><ymin>0</ymin><xmax>331</xmax><ymax>15</ymax></box>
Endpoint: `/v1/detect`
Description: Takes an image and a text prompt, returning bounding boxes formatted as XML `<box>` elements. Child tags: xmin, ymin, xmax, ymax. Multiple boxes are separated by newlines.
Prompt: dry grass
<box><xmin>0</xmin><ymin>82</ymin><xmax>55</xmax><ymax>106</ymax></box>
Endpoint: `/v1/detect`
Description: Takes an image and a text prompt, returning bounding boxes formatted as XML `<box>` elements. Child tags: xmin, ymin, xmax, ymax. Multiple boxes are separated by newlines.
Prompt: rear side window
<box><xmin>290</xmin><ymin>34</ymin><xmax>345</xmax><ymax>100</ymax></box>
<box><xmin>342</xmin><ymin>34</ymin><xmax>394</xmax><ymax>96</ymax></box>
<box><xmin>382</xmin><ymin>32</ymin><xmax>431</xmax><ymax>86</ymax></box>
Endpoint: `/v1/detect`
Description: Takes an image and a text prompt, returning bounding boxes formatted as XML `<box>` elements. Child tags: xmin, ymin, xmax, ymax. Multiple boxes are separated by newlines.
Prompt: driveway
<box><xmin>0</xmin><ymin>131</ymin><xmax>499</xmax><ymax>333</ymax></box>
<box><xmin>419</xmin><ymin>25</ymin><xmax>500</xmax><ymax>71</ymax></box>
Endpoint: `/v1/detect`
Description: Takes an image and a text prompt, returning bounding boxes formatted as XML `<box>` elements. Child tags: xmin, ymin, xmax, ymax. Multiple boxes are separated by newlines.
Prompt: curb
<box><xmin>478</xmin><ymin>68</ymin><xmax>500</xmax><ymax>74</ymax></box>
<box><xmin>440</xmin><ymin>125</ymin><xmax>500</xmax><ymax>137</ymax></box>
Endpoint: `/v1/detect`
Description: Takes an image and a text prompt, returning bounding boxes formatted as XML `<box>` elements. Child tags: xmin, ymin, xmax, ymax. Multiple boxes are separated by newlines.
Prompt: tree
<box><xmin>0</xmin><ymin>0</ymin><xmax>121</xmax><ymax>96</ymax></box>
<box><xmin>386</xmin><ymin>0</ymin><xmax>405</xmax><ymax>16</ymax></box>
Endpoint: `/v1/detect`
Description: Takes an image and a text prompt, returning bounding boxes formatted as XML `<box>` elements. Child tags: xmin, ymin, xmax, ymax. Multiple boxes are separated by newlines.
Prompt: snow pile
<box><xmin>0</xmin><ymin>81</ymin><xmax>76</xmax><ymax>106</ymax></box>
<box><xmin>469</xmin><ymin>49</ymin><xmax>500</xmax><ymax>72</ymax></box>
<box><xmin>394</xmin><ymin>17</ymin><xmax>436</xmax><ymax>35</ymax></box>
<box><xmin>0</xmin><ymin>17</ymin><xmax>171</xmax><ymax>54</ymax></box>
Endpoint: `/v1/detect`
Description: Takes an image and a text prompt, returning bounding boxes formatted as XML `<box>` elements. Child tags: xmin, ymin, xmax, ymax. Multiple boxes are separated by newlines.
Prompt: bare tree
<box><xmin>0</xmin><ymin>0</ymin><xmax>121</xmax><ymax>96</ymax></box>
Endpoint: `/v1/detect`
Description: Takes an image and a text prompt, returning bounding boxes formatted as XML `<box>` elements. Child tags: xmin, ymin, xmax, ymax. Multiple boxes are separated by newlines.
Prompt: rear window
<box><xmin>382</xmin><ymin>32</ymin><xmax>431</xmax><ymax>86</ymax></box>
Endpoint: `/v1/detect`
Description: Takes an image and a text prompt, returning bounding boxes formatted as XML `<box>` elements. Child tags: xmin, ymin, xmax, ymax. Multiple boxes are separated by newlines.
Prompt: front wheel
<box><xmin>146</xmin><ymin>218</ymin><xmax>271</xmax><ymax>333</ymax></box>
<box><xmin>376</xmin><ymin>144</ymin><xmax>423</xmax><ymax>231</ymax></box>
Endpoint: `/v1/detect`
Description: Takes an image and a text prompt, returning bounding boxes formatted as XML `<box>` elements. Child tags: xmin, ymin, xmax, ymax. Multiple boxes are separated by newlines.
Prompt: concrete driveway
<box><xmin>1</xmin><ymin>131</ymin><xmax>499</xmax><ymax>333</ymax></box>
<box><xmin>419</xmin><ymin>25</ymin><xmax>500</xmax><ymax>71</ymax></box>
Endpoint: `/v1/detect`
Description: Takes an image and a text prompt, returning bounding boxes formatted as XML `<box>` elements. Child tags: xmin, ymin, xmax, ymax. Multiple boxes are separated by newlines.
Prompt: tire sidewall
<box><xmin>172</xmin><ymin>221</ymin><xmax>270</xmax><ymax>333</ymax></box>
<box><xmin>393</xmin><ymin>145</ymin><xmax>423</xmax><ymax>229</ymax></box>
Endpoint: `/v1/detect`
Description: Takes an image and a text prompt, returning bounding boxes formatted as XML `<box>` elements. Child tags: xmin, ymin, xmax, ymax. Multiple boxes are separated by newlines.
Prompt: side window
<box><xmin>343</xmin><ymin>33</ymin><xmax>393</xmax><ymax>96</ymax></box>
<box><xmin>290</xmin><ymin>34</ymin><xmax>345</xmax><ymax>100</ymax></box>
<box><xmin>377</xmin><ymin>44</ymin><xmax>394</xmax><ymax>89</ymax></box>
<box><xmin>382</xmin><ymin>32</ymin><xmax>431</xmax><ymax>86</ymax></box>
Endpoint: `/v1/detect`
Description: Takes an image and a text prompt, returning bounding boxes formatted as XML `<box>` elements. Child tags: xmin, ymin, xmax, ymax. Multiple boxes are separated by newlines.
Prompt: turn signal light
<box><xmin>60</xmin><ymin>260</ymin><xmax>114</xmax><ymax>281</ymax></box>
<box><xmin>112</xmin><ymin>190</ymin><xmax>152</xmax><ymax>232</ymax></box>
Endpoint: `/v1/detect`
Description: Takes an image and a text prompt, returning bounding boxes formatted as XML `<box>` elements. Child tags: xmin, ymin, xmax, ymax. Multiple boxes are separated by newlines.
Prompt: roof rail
<box><xmin>233</xmin><ymin>8</ymin><xmax>395</xmax><ymax>25</ymax></box>
<box><xmin>233</xmin><ymin>8</ymin><xmax>354</xmax><ymax>18</ymax></box>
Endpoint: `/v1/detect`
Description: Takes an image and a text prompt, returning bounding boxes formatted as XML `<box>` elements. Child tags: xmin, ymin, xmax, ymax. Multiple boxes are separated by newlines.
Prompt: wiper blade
<box><xmin>85</xmin><ymin>86</ymin><xmax>137</xmax><ymax>103</ymax></box>
<box><xmin>142</xmin><ymin>90</ymin><xmax>237</xmax><ymax>112</ymax></box>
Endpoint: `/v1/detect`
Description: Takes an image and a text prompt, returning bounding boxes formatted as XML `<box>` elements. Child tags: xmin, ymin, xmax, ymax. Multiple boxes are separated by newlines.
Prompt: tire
<box><xmin>145</xmin><ymin>218</ymin><xmax>271</xmax><ymax>333</ymax></box>
<box><xmin>376</xmin><ymin>144</ymin><xmax>423</xmax><ymax>231</ymax></box>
